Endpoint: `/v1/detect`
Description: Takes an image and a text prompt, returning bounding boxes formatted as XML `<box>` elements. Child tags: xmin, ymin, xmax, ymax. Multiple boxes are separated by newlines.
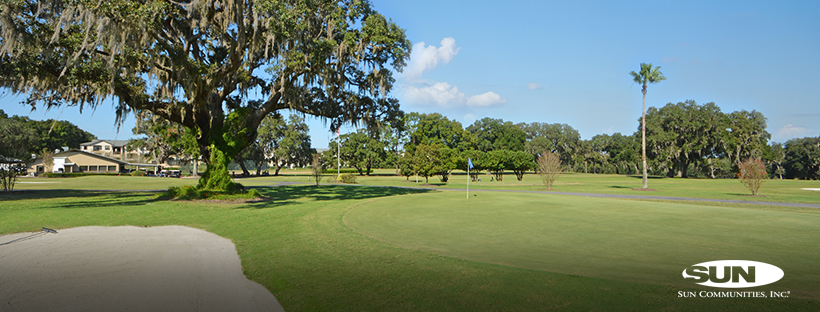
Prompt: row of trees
<box><xmin>0</xmin><ymin>109</ymin><xmax>96</xmax><ymax>161</ymax></box>
<box><xmin>320</xmin><ymin>106</ymin><xmax>819</xmax><ymax>182</ymax></box>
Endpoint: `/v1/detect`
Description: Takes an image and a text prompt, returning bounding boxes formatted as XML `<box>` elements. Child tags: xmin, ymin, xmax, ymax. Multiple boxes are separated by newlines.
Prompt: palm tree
<box><xmin>630</xmin><ymin>63</ymin><xmax>666</xmax><ymax>189</ymax></box>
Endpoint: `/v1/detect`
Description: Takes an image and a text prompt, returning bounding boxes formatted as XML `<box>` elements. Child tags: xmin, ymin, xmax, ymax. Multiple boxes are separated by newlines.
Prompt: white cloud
<box><xmin>466</xmin><ymin>92</ymin><xmax>507</xmax><ymax>107</ymax></box>
<box><xmin>776</xmin><ymin>124</ymin><xmax>815</xmax><ymax>140</ymax></box>
<box><xmin>404</xmin><ymin>82</ymin><xmax>507</xmax><ymax>108</ymax></box>
<box><xmin>527</xmin><ymin>83</ymin><xmax>543</xmax><ymax>90</ymax></box>
<box><xmin>404</xmin><ymin>38</ymin><xmax>460</xmax><ymax>79</ymax></box>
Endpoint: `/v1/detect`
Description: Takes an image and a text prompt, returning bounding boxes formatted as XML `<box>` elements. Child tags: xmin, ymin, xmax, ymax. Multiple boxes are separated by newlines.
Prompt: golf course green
<box><xmin>345</xmin><ymin>191</ymin><xmax>820</xmax><ymax>298</ymax></box>
<box><xmin>3</xmin><ymin>174</ymin><xmax>820</xmax><ymax>311</ymax></box>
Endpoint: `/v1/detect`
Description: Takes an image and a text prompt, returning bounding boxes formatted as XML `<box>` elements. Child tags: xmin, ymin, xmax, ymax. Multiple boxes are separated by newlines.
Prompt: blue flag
<box><xmin>468</xmin><ymin>158</ymin><xmax>473</xmax><ymax>170</ymax></box>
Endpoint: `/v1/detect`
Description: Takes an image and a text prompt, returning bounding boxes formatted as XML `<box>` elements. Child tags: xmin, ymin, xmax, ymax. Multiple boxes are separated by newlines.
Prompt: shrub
<box><xmin>311</xmin><ymin>155</ymin><xmax>324</xmax><ymax>186</ymax></box>
<box><xmin>537</xmin><ymin>151</ymin><xmax>562</xmax><ymax>190</ymax></box>
<box><xmin>1</xmin><ymin>168</ymin><xmax>19</xmax><ymax>191</ymax></box>
<box><xmin>130</xmin><ymin>170</ymin><xmax>146</xmax><ymax>177</ymax></box>
<box><xmin>738</xmin><ymin>158</ymin><xmax>767</xmax><ymax>196</ymax></box>
<box><xmin>338</xmin><ymin>173</ymin><xmax>357</xmax><ymax>184</ymax></box>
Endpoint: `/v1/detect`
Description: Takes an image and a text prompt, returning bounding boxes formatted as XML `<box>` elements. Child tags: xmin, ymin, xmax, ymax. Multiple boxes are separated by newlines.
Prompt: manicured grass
<box><xmin>2</xmin><ymin>186</ymin><xmax>818</xmax><ymax>311</ymax></box>
<box><xmin>237</xmin><ymin>170</ymin><xmax>820</xmax><ymax>204</ymax></box>
<box><xmin>13</xmin><ymin>175</ymin><xmax>198</xmax><ymax>190</ymax></box>
<box><xmin>345</xmin><ymin>191</ymin><xmax>820</xmax><ymax>300</ymax></box>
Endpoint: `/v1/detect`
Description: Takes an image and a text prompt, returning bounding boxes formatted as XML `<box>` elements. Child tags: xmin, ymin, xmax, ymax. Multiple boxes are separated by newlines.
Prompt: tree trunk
<box><xmin>641</xmin><ymin>89</ymin><xmax>649</xmax><ymax>189</ymax></box>
<box><xmin>192</xmin><ymin>157</ymin><xmax>199</xmax><ymax>176</ymax></box>
<box><xmin>237</xmin><ymin>159</ymin><xmax>250</xmax><ymax>176</ymax></box>
<box><xmin>274</xmin><ymin>163</ymin><xmax>282</xmax><ymax>176</ymax></box>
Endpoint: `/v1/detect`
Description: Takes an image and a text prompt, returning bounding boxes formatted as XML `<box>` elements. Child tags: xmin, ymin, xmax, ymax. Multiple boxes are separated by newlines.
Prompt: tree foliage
<box><xmin>644</xmin><ymin>100</ymin><xmax>726</xmax><ymax>178</ymax></box>
<box><xmin>0</xmin><ymin>110</ymin><xmax>95</xmax><ymax>159</ymax></box>
<box><xmin>783</xmin><ymin>137</ymin><xmax>820</xmax><ymax>180</ymax></box>
<box><xmin>518</xmin><ymin>122</ymin><xmax>580</xmax><ymax>166</ymax></box>
<box><xmin>738</xmin><ymin>158</ymin><xmax>767</xmax><ymax>196</ymax></box>
<box><xmin>0</xmin><ymin>0</ymin><xmax>410</xmax><ymax>190</ymax></box>
<box><xmin>257</xmin><ymin>114</ymin><xmax>313</xmax><ymax>176</ymax></box>
<box><xmin>467</xmin><ymin>118</ymin><xmax>525</xmax><ymax>152</ymax></box>
<box><xmin>331</xmin><ymin>129</ymin><xmax>384</xmax><ymax>176</ymax></box>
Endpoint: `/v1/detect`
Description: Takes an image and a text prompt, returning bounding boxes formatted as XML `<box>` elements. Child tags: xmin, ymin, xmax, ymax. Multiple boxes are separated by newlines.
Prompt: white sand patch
<box><xmin>0</xmin><ymin>226</ymin><xmax>284</xmax><ymax>312</ymax></box>
<box><xmin>801</xmin><ymin>188</ymin><xmax>820</xmax><ymax>191</ymax></box>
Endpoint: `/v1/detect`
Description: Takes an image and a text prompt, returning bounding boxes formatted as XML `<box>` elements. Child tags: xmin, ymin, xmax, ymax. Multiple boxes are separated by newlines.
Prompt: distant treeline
<box><xmin>0</xmin><ymin>109</ymin><xmax>96</xmax><ymax>160</ymax></box>
<box><xmin>322</xmin><ymin>101</ymin><xmax>819</xmax><ymax>181</ymax></box>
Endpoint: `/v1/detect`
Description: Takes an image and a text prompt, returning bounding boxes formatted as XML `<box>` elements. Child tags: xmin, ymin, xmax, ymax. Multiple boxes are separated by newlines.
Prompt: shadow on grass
<box><xmin>609</xmin><ymin>186</ymin><xmax>632</xmax><ymax>189</ymax></box>
<box><xmin>627</xmin><ymin>175</ymin><xmax>666</xmax><ymax>179</ymax></box>
<box><xmin>0</xmin><ymin>190</ymin><xmax>160</xmax><ymax>209</ymax></box>
<box><xmin>240</xmin><ymin>184</ymin><xmax>432</xmax><ymax>209</ymax></box>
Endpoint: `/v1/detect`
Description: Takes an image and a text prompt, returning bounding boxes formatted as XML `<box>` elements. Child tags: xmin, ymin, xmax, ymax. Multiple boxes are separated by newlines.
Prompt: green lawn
<box><xmin>237</xmin><ymin>170</ymin><xmax>820</xmax><ymax>204</ymax></box>
<box><xmin>345</xmin><ymin>191</ymin><xmax>820</xmax><ymax>300</ymax></box>
<box><xmin>3</xmin><ymin>176</ymin><xmax>820</xmax><ymax>310</ymax></box>
<box><xmin>13</xmin><ymin>175</ymin><xmax>198</xmax><ymax>190</ymax></box>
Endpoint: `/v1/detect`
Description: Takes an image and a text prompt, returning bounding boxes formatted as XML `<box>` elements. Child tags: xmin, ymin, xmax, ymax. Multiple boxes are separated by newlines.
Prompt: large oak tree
<box><xmin>0</xmin><ymin>0</ymin><xmax>410</xmax><ymax>190</ymax></box>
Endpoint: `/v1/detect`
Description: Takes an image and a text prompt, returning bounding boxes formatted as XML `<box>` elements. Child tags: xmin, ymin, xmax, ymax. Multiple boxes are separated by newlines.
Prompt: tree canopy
<box><xmin>0</xmin><ymin>0</ymin><xmax>410</xmax><ymax>189</ymax></box>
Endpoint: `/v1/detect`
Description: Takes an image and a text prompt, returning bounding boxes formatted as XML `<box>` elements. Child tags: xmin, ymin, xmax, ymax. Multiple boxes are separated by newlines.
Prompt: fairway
<box><xmin>344</xmin><ymin>191</ymin><xmax>820</xmax><ymax>299</ymax></box>
<box><xmin>4</xmin><ymin>178</ymin><xmax>820</xmax><ymax>310</ymax></box>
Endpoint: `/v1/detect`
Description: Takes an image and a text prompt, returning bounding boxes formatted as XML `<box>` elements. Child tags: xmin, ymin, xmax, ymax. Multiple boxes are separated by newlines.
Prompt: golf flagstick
<box><xmin>467</xmin><ymin>157</ymin><xmax>473</xmax><ymax>199</ymax></box>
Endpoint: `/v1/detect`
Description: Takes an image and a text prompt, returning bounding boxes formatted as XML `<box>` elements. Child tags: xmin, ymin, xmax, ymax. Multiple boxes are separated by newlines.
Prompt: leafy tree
<box><xmin>605</xmin><ymin>133</ymin><xmax>640</xmax><ymax>175</ymax></box>
<box><xmin>0</xmin><ymin>0</ymin><xmax>410</xmax><ymax>191</ymax></box>
<box><xmin>434</xmin><ymin>146</ymin><xmax>460</xmax><ymax>182</ymax></box>
<box><xmin>507</xmin><ymin>150</ymin><xmax>535</xmax><ymax>181</ymax></box>
<box><xmin>0</xmin><ymin>115</ymin><xmax>37</xmax><ymax>160</ymax></box>
<box><xmin>128</xmin><ymin>112</ymin><xmax>184</xmax><ymax>172</ymax></box>
<box><xmin>467</xmin><ymin>118</ymin><xmax>525</xmax><ymax>152</ymax></box>
<box><xmin>644</xmin><ymin>100</ymin><xmax>725</xmax><ymax>178</ymax></box>
<box><xmin>0</xmin><ymin>110</ymin><xmax>95</xmax><ymax>157</ymax></box>
<box><xmin>765</xmin><ymin>142</ymin><xmax>786</xmax><ymax>179</ymax></box>
<box><xmin>783</xmin><ymin>137</ymin><xmax>820</xmax><ymax>180</ymax></box>
<box><xmin>257</xmin><ymin>114</ymin><xmax>313</xmax><ymax>176</ymax></box>
<box><xmin>408</xmin><ymin>113</ymin><xmax>474</xmax><ymax>153</ymax></box>
<box><xmin>410</xmin><ymin>143</ymin><xmax>441</xmax><ymax>184</ymax></box>
<box><xmin>722</xmin><ymin>110</ymin><xmax>771</xmax><ymax>166</ymax></box>
<box><xmin>738</xmin><ymin>158</ymin><xmax>767</xmax><ymax>196</ymax></box>
<box><xmin>629</xmin><ymin>63</ymin><xmax>666</xmax><ymax>188</ymax></box>
<box><xmin>234</xmin><ymin>142</ymin><xmax>266</xmax><ymax>176</ymax></box>
<box><xmin>484</xmin><ymin>149</ymin><xmax>509</xmax><ymax>181</ymax></box>
<box><xmin>331</xmin><ymin>129</ymin><xmax>385</xmax><ymax>176</ymax></box>
<box><xmin>455</xmin><ymin>149</ymin><xmax>486</xmax><ymax>182</ymax></box>
<box><xmin>518</xmin><ymin>122</ymin><xmax>580</xmax><ymax>167</ymax></box>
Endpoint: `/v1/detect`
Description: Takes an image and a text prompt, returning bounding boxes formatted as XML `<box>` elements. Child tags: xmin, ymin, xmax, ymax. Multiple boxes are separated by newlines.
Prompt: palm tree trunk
<box><xmin>641</xmin><ymin>89</ymin><xmax>649</xmax><ymax>189</ymax></box>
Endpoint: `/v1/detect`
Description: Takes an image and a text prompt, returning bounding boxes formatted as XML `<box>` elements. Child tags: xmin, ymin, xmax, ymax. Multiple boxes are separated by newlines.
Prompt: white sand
<box><xmin>801</xmin><ymin>188</ymin><xmax>820</xmax><ymax>191</ymax></box>
<box><xmin>0</xmin><ymin>226</ymin><xmax>284</xmax><ymax>312</ymax></box>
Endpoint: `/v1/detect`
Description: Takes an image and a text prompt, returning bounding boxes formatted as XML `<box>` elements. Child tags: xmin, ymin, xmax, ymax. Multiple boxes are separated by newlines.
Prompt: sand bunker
<box><xmin>0</xmin><ymin>226</ymin><xmax>284</xmax><ymax>312</ymax></box>
<box><xmin>801</xmin><ymin>188</ymin><xmax>820</xmax><ymax>191</ymax></box>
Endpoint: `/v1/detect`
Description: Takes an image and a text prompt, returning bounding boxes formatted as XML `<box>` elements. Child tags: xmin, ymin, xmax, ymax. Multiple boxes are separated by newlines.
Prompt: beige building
<box><xmin>27</xmin><ymin>150</ymin><xmax>130</xmax><ymax>175</ymax></box>
<box><xmin>79</xmin><ymin>140</ymin><xmax>143</xmax><ymax>161</ymax></box>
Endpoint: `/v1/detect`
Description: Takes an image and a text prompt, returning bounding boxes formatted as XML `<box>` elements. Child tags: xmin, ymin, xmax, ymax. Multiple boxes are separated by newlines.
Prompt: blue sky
<box><xmin>2</xmin><ymin>0</ymin><xmax>817</xmax><ymax>148</ymax></box>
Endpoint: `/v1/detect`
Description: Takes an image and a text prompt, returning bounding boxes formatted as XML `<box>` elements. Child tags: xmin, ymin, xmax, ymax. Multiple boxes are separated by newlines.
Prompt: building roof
<box><xmin>30</xmin><ymin>149</ymin><xmax>130</xmax><ymax>165</ymax></box>
<box><xmin>80</xmin><ymin>139</ymin><xmax>131</xmax><ymax>147</ymax></box>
